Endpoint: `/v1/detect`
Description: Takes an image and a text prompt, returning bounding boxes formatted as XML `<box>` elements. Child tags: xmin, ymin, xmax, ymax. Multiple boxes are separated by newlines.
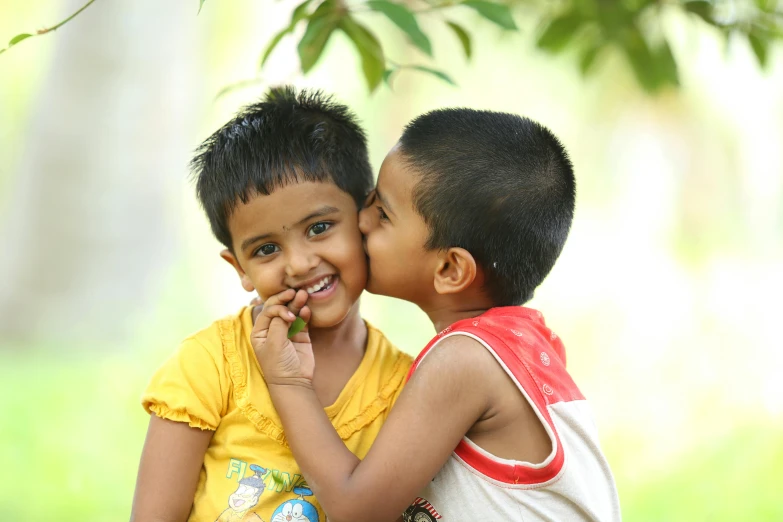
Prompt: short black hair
<box><xmin>191</xmin><ymin>86</ymin><xmax>373</xmax><ymax>249</ymax></box>
<box><xmin>399</xmin><ymin>109</ymin><xmax>575</xmax><ymax>306</ymax></box>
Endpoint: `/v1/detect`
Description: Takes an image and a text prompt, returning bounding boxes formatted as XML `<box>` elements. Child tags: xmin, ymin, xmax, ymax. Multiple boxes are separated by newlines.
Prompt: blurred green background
<box><xmin>1</xmin><ymin>1</ymin><xmax>782</xmax><ymax>521</ymax></box>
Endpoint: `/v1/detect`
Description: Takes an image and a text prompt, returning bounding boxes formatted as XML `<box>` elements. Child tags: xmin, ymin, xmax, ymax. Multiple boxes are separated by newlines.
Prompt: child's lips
<box><xmin>306</xmin><ymin>274</ymin><xmax>338</xmax><ymax>301</ymax></box>
<box><xmin>233</xmin><ymin>499</ymin><xmax>245</xmax><ymax>507</ymax></box>
<box><xmin>294</xmin><ymin>274</ymin><xmax>335</xmax><ymax>294</ymax></box>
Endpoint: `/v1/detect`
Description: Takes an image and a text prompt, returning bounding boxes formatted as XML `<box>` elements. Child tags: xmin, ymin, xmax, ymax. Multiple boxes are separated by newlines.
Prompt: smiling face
<box><xmin>279</xmin><ymin>501</ymin><xmax>310</xmax><ymax>521</ymax></box>
<box><xmin>222</xmin><ymin>180</ymin><xmax>367</xmax><ymax>328</ymax></box>
<box><xmin>358</xmin><ymin>145</ymin><xmax>439</xmax><ymax>306</ymax></box>
<box><xmin>228</xmin><ymin>484</ymin><xmax>261</xmax><ymax>512</ymax></box>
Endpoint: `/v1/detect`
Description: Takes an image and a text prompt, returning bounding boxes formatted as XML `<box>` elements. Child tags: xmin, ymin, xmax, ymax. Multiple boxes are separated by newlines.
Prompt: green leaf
<box><xmin>407</xmin><ymin>65</ymin><xmax>456</xmax><ymax>86</ymax></box>
<box><xmin>367</xmin><ymin>0</ymin><xmax>432</xmax><ymax>56</ymax></box>
<box><xmin>653</xmin><ymin>39</ymin><xmax>679</xmax><ymax>86</ymax></box>
<box><xmin>462</xmin><ymin>1</ymin><xmax>517</xmax><ymax>31</ymax></box>
<box><xmin>297</xmin><ymin>4</ymin><xmax>340</xmax><ymax>73</ymax></box>
<box><xmin>9</xmin><ymin>33</ymin><xmax>33</xmax><ymax>46</ymax></box>
<box><xmin>261</xmin><ymin>28</ymin><xmax>292</xmax><ymax>68</ymax></box>
<box><xmin>748</xmin><ymin>31</ymin><xmax>769</xmax><ymax>67</ymax></box>
<box><xmin>261</xmin><ymin>0</ymin><xmax>317</xmax><ymax>68</ymax></box>
<box><xmin>621</xmin><ymin>27</ymin><xmax>659</xmax><ymax>92</ymax></box>
<box><xmin>537</xmin><ymin>14</ymin><xmax>583</xmax><ymax>52</ymax></box>
<box><xmin>291</xmin><ymin>0</ymin><xmax>316</xmax><ymax>26</ymax></box>
<box><xmin>579</xmin><ymin>42</ymin><xmax>603</xmax><ymax>75</ymax></box>
<box><xmin>446</xmin><ymin>21</ymin><xmax>472</xmax><ymax>59</ymax></box>
<box><xmin>684</xmin><ymin>1</ymin><xmax>713</xmax><ymax>24</ymax></box>
<box><xmin>1</xmin><ymin>33</ymin><xmax>33</xmax><ymax>54</ymax></box>
<box><xmin>383</xmin><ymin>68</ymin><xmax>396</xmax><ymax>87</ymax></box>
<box><xmin>198</xmin><ymin>0</ymin><xmax>207</xmax><ymax>14</ymax></box>
<box><xmin>287</xmin><ymin>317</ymin><xmax>307</xmax><ymax>338</ymax></box>
<box><xmin>753</xmin><ymin>0</ymin><xmax>778</xmax><ymax>11</ymax></box>
<box><xmin>620</xmin><ymin>31</ymin><xmax>678</xmax><ymax>92</ymax></box>
<box><xmin>214</xmin><ymin>77</ymin><xmax>265</xmax><ymax>100</ymax></box>
<box><xmin>339</xmin><ymin>17</ymin><xmax>386</xmax><ymax>92</ymax></box>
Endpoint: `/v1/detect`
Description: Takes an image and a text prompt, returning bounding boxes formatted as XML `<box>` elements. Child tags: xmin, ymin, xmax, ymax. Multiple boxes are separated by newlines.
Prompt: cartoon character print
<box><xmin>271</xmin><ymin>486</ymin><xmax>319</xmax><ymax>522</ymax></box>
<box><xmin>402</xmin><ymin>497</ymin><xmax>442</xmax><ymax>522</ymax></box>
<box><xmin>216</xmin><ymin>464</ymin><xmax>267</xmax><ymax>522</ymax></box>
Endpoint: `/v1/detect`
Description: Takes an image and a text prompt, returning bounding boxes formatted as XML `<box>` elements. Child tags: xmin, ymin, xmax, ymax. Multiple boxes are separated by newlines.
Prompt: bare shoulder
<box><xmin>417</xmin><ymin>332</ymin><xmax>503</xmax><ymax>375</ymax></box>
<box><xmin>425</xmin><ymin>334</ymin><xmax>554</xmax><ymax>463</ymax></box>
<box><xmin>410</xmin><ymin>333</ymin><xmax>505</xmax><ymax>401</ymax></box>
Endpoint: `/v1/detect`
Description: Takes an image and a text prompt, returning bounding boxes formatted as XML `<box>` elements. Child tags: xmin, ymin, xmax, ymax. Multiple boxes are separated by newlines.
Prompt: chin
<box><xmin>308</xmin><ymin>302</ymin><xmax>354</xmax><ymax>329</ymax></box>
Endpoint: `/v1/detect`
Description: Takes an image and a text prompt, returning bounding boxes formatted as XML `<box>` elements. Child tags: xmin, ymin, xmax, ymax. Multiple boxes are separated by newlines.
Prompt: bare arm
<box><xmin>267</xmin><ymin>330</ymin><xmax>493</xmax><ymax>522</ymax></box>
<box><xmin>130</xmin><ymin>415</ymin><xmax>213</xmax><ymax>522</ymax></box>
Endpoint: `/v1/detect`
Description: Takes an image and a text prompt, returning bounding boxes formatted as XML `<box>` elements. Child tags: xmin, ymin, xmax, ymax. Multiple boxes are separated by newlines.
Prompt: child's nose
<box><xmin>285</xmin><ymin>249</ymin><xmax>318</xmax><ymax>277</ymax></box>
<box><xmin>358</xmin><ymin>206</ymin><xmax>373</xmax><ymax>234</ymax></box>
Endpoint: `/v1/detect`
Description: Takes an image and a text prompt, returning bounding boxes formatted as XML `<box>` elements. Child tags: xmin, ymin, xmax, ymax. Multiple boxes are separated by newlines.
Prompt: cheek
<box><xmin>368</xmin><ymin>230</ymin><xmax>399</xmax><ymax>263</ymax></box>
<box><xmin>247</xmin><ymin>264</ymin><xmax>282</xmax><ymax>299</ymax></box>
<box><xmin>358</xmin><ymin>207</ymin><xmax>373</xmax><ymax>234</ymax></box>
<box><xmin>325</xmin><ymin>230</ymin><xmax>366</xmax><ymax>275</ymax></box>
<box><xmin>364</xmin><ymin>227</ymin><xmax>384</xmax><ymax>256</ymax></box>
<box><xmin>341</xmin><ymin>236</ymin><xmax>368</xmax><ymax>278</ymax></box>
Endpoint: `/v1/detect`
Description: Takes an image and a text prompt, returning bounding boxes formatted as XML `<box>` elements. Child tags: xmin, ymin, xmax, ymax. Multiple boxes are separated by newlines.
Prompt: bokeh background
<box><xmin>1</xmin><ymin>1</ymin><xmax>782</xmax><ymax>520</ymax></box>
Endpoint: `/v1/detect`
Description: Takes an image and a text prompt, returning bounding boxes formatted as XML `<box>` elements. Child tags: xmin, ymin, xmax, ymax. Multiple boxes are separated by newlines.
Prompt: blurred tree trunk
<box><xmin>0</xmin><ymin>0</ymin><xmax>199</xmax><ymax>345</ymax></box>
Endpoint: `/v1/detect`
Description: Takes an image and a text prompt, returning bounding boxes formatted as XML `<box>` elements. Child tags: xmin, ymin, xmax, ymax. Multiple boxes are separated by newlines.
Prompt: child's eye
<box><xmin>307</xmin><ymin>222</ymin><xmax>332</xmax><ymax>237</ymax></box>
<box><xmin>255</xmin><ymin>244</ymin><xmax>279</xmax><ymax>257</ymax></box>
<box><xmin>377</xmin><ymin>206</ymin><xmax>390</xmax><ymax>222</ymax></box>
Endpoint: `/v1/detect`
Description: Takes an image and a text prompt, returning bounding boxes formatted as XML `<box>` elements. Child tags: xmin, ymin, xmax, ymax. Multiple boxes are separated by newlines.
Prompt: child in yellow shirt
<box><xmin>131</xmin><ymin>87</ymin><xmax>412</xmax><ymax>522</ymax></box>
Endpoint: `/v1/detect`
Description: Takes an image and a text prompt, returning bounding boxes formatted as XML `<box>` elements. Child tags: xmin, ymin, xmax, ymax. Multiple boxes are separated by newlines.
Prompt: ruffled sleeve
<box><xmin>141</xmin><ymin>334</ymin><xmax>228</xmax><ymax>431</ymax></box>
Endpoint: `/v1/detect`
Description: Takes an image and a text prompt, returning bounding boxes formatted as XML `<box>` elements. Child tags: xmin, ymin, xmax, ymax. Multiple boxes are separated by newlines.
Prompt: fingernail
<box><xmin>288</xmin><ymin>312</ymin><xmax>296</xmax><ymax>320</ymax></box>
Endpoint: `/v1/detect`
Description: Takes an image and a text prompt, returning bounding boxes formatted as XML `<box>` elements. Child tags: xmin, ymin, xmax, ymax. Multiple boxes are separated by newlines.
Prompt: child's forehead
<box><xmin>242</xmin><ymin>178</ymin><xmax>350</xmax><ymax>204</ymax></box>
<box><xmin>256</xmin><ymin>177</ymin><xmax>351</xmax><ymax>200</ymax></box>
<box><xmin>377</xmin><ymin>149</ymin><xmax>419</xmax><ymax>202</ymax></box>
<box><xmin>228</xmin><ymin>180</ymin><xmax>356</xmax><ymax>237</ymax></box>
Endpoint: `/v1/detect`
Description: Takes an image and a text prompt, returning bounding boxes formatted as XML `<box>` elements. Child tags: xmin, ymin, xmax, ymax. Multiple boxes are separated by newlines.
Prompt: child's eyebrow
<box><xmin>292</xmin><ymin>205</ymin><xmax>340</xmax><ymax>228</ymax></box>
<box><xmin>240</xmin><ymin>232</ymin><xmax>272</xmax><ymax>253</ymax></box>
<box><xmin>375</xmin><ymin>189</ymin><xmax>395</xmax><ymax>216</ymax></box>
<box><xmin>240</xmin><ymin>206</ymin><xmax>340</xmax><ymax>253</ymax></box>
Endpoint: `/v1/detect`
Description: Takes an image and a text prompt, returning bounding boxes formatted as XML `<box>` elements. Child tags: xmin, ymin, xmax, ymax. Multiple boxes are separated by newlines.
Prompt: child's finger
<box><xmin>268</xmin><ymin>316</ymin><xmax>291</xmax><ymax>345</ymax></box>
<box><xmin>289</xmin><ymin>327</ymin><xmax>311</xmax><ymax>343</ymax></box>
<box><xmin>261</xmin><ymin>304</ymin><xmax>297</xmax><ymax>323</ymax></box>
<box><xmin>263</xmin><ymin>288</ymin><xmax>297</xmax><ymax>308</ymax></box>
<box><xmin>298</xmin><ymin>305</ymin><xmax>311</xmax><ymax>325</ymax></box>
<box><xmin>252</xmin><ymin>303</ymin><xmax>295</xmax><ymax>336</ymax></box>
<box><xmin>286</xmin><ymin>289</ymin><xmax>310</xmax><ymax>318</ymax></box>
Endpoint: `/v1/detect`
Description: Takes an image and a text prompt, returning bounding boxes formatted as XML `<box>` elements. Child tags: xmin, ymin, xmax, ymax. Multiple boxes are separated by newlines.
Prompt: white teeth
<box><xmin>306</xmin><ymin>276</ymin><xmax>332</xmax><ymax>295</ymax></box>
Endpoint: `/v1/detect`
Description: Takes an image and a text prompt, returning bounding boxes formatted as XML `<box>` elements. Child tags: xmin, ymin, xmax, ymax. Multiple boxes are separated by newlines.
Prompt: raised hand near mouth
<box><xmin>251</xmin><ymin>288</ymin><xmax>315</xmax><ymax>387</ymax></box>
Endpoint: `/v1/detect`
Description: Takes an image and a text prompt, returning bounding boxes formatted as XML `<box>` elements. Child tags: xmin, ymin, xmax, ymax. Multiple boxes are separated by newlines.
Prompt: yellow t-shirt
<box><xmin>142</xmin><ymin>306</ymin><xmax>412</xmax><ymax>522</ymax></box>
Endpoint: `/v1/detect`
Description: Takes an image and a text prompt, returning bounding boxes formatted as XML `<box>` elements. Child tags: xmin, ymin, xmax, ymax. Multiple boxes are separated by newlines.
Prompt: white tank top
<box><xmin>402</xmin><ymin>307</ymin><xmax>621</xmax><ymax>522</ymax></box>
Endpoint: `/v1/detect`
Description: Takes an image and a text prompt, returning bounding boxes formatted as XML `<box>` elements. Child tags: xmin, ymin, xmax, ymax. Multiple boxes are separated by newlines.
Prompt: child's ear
<box><xmin>220</xmin><ymin>249</ymin><xmax>255</xmax><ymax>293</ymax></box>
<box><xmin>433</xmin><ymin>247</ymin><xmax>478</xmax><ymax>295</ymax></box>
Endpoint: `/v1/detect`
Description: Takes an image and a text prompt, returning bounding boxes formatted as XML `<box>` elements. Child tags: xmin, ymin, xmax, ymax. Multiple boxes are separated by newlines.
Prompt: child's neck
<box><xmin>307</xmin><ymin>301</ymin><xmax>367</xmax><ymax>407</ymax></box>
<box><xmin>422</xmin><ymin>294</ymin><xmax>496</xmax><ymax>333</ymax></box>
<box><xmin>308</xmin><ymin>301</ymin><xmax>367</xmax><ymax>356</ymax></box>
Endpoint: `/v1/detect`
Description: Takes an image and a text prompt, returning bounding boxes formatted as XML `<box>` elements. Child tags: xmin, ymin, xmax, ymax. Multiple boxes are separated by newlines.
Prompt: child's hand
<box><xmin>251</xmin><ymin>289</ymin><xmax>315</xmax><ymax>387</ymax></box>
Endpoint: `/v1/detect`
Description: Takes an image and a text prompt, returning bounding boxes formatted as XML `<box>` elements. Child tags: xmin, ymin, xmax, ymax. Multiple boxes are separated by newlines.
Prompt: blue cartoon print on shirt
<box><xmin>270</xmin><ymin>486</ymin><xmax>319</xmax><ymax>522</ymax></box>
